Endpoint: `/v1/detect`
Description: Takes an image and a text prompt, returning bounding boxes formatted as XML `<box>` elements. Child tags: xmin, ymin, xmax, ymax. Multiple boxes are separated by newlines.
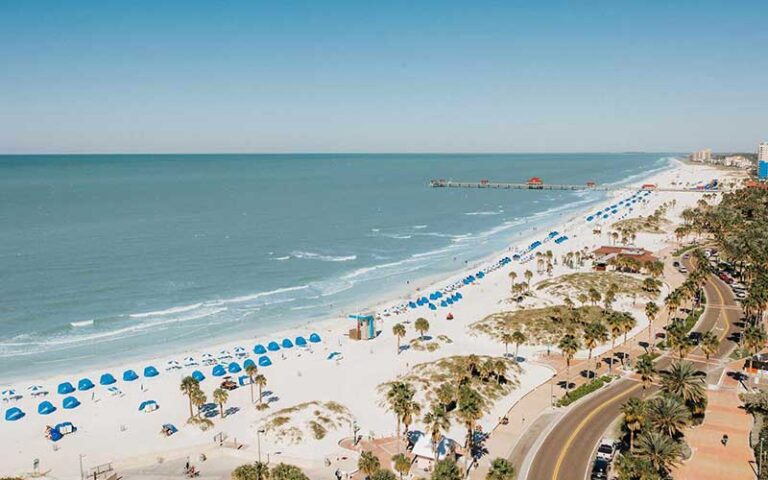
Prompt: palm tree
<box><xmin>370</xmin><ymin>470</ymin><xmax>397</xmax><ymax>480</ymax></box>
<box><xmin>271</xmin><ymin>463</ymin><xmax>309</xmax><ymax>480</ymax></box>
<box><xmin>457</xmin><ymin>385</ymin><xmax>484</xmax><ymax>469</ymax></box>
<box><xmin>583</xmin><ymin>322</ymin><xmax>607</xmax><ymax>378</ymax></box>
<box><xmin>434</xmin><ymin>383</ymin><xmax>455</xmax><ymax>412</ymax></box>
<box><xmin>391</xmin><ymin>453</ymin><xmax>411</xmax><ymax>480</ymax></box>
<box><xmin>485</xmin><ymin>458</ymin><xmax>515</xmax><ymax>480</ymax></box>
<box><xmin>431</xmin><ymin>459</ymin><xmax>462</xmax><ymax>480</ymax></box>
<box><xmin>358</xmin><ymin>451</ymin><xmax>380</xmax><ymax>480</ymax></box>
<box><xmin>588</xmin><ymin>287</ymin><xmax>601</xmax><ymax>306</ymax></box>
<box><xmin>245</xmin><ymin>363</ymin><xmax>258</xmax><ymax>404</ymax></box>
<box><xmin>508</xmin><ymin>271</ymin><xmax>518</xmax><ymax>291</ymax></box>
<box><xmin>743</xmin><ymin>324</ymin><xmax>767</xmax><ymax>371</ymax></box>
<box><xmin>635</xmin><ymin>431</ymin><xmax>684</xmax><ymax>475</ymax></box>
<box><xmin>500</xmin><ymin>332</ymin><xmax>513</xmax><ymax>357</ymax></box>
<box><xmin>644</xmin><ymin>301</ymin><xmax>659</xmax><ymax>345</ymax></box>
<box><xmin>577</xmin><ymin>292</ymin><xmax>588</xmax><ymax>306</ymax></box>
<box><xmin>254</xmin><ymin>374</ymin><xmax>267</xmax><ymax>407</ymax></box>
<box><xmin>392</xmin><ymin>323</ymin><xmax>406</xmax><ymax>355</ymax></box>
<box><xmin>659</xmin><ymin>361</ymin><xmax>706</xmax><ymax>407</ymax></box>
<box><xmin>414</xmin><ymin>318</ymin><xmax>430</xmax><ymax>339</ymax></box>
<box><xmin>524</xmin><ymin>270</ymin><xmax>534</xmax><ymax>292</ymax></box>
<box><xmin>213</xmin><ymin>388</ymin><xmax>228</xmax><ymax>419</ymax></box>
<box><xmin>647</xmin><ymin>395</ymin><xmax>690</xmax><ymax>438</ymax></box>
<box><xmin>232</xmin><ymin>464</ymin><xmax>264</xmax><ymax>480</ymax></box>
<box><xmin>512</xmin><ymin>330</ymin><xmax>526</xmax><ymax>360</ymax></box>
<box><xmin>606</xmin><ymin>312</ymin><xmax>624</xmax><ymax>373</ymax></box>
<box><xmin>191</xmin><ymin>387</ymin><xmax>207</xmax><ymax>417</ymax></box>
<box><xmin>180</xmin><ymin>376</ymin><xmax>200</xmax><ymax>419</ymax></box>
<box><xmin>635</xmin><ymin>355</ymin><xmax>656</xmax><ymax>393</ymax></box>
<box><xmin>700</xmin><ymin>330</ymin><xmax>719</xmax><ymax>360</ymax></box>
<box><xmin>423</xmin><ymin>404</ymin><xmax>451</xmax><ymax>459</ymax></box>
<box><xmin>558</xmin><ymin>334</ymin><xmax>581</xmax><ymax>392</ymax></box>
<box><xmin>621</xmin><ymin>398</ymin><xmax>646</xmax><ymax>452</ymax></box>
<box><xmin>619</xmin><ymin>312</ymin><xmax>637</xmax><ymax>363</ymax></box>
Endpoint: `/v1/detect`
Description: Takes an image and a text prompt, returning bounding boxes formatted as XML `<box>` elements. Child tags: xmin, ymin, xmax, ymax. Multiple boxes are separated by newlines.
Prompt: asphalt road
<box><xmin>525</xmin><ymin>259</ymin><xmax>742</xmax><ymax>480</ymax></box>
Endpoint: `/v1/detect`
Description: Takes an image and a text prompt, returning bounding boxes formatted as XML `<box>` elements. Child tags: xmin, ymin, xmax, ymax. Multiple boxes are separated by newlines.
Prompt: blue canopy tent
<box><xmin>477</xmin><ymin>271</ymin><xmax>485</xmax><ymax>278</ymax></box>
<box><xmin>5</xmin><ymin>407</ymin><xmax>24</xmax><ymax>421</ymax></box>
<box><xmin>38</xmin><ymin>401</ymin><xmax>56</xmax><ymax>415</ymax></box>
<box><xmin>212</xmin><ymin>365</ymin><xmax>226</xmax><ymax>377</ymax></box>
<box><xmin>586</xmin><ymin>216</ymin><xmax>594</xmax><ymax>222</ymax></box>
<box><xmin>143</xmin><ymin>366</ymin><xmax>159</xmax><ymax>378</ymax></box>
<box><xmin>281</xmin><ymin>338</ymin><xmax>294</xmax><ymax>348</ymax></box>
<box><xmin>440</xmin><ymin>300</ymin><xmax>447</xmax><ymax>307</ymax></box>
<box><xmin>416</xmin><ymin>298</ymin><xmax>425</xmax><ymax>306</ymax></box>
<box><xmin>455</xmin><ymin>292</ymin><xmax>463</xmax><ymax>300</ymax></box>
<box><xmin>99</xmin><ymin>373</ymin><xmax>117</xmax><ymax>385</ymax></box>
<box><xmin>138</xmin><ymin>400</ymin><xmax>158</xmax><ymax>412</ymax></box>
<box><xmin>548</xmin><ymin>231</ymin><xmax>559</xmax><ymax>238</ymax></box>
<box><xmin>295</xmin><ymin>336</ymin><xmax>308</xmax><ymax>347</ymax></box>
<box><xmin>309</xmin><ymin>333</ymin><xmax>322</xmax><ymax>343</ymax></box>
<box><xmin>267</xmin><ymin>341</ymin><xmax>281</xmax><ymax>351</ymax></box>
<box><xmin>408</xmin><ymin>301</ymin><xmax>417</xmax><ymax>309</ymax></box>
<box><xmin>243</xmin><ymin>359</ymin><xmax>256</xmax><ymax>370</ymax></box>
<box><xmin>428</xmin><ymin>303</ymin><xmax>437</xmax><ymax>310</ymax></box>
<box><xmin>62</xmin><ymin>396</ymin><xmax>80</xmax><ymax>409</ymax></box>
<box><xmin>57</xmin><ymin>382</ymin><xmax>75</xmax><ymax>395</ymax></box>
<box><xmin>123</xmin><ymin>369</ymin><xmax>139</xmax><ymax>381</ymax></box>
<box><xmin>191</xmin><ymin>370</ymin><xmax>205</xmax><ymax>382</ymax></box>
<box><xmin>446</xmin><ymin>297</ymin><xmax>454</xmax><ymax>305</ymax></box>
<box><xmin>253</xmin><ymin>344</ymin><xmax>267</xmax><ymax>354</ymax></box>
<box><xmin>429</xmin><ymin>292</ymin><xmax>438</xmax><ymax>301</ymax></box>
<box><xmin>258</xmin><ymin>355</ymin><xmax>272</xmax><ymax>367</ymax></box>
<box><xmin>77</xmin><ymin>378</ymin><xmax>95</xmax><ymax>391</ymax></box>
<box><xmin>227</xmin><ymin>362</ymin><xmax>241</xmax><ymax>373</ymax></box>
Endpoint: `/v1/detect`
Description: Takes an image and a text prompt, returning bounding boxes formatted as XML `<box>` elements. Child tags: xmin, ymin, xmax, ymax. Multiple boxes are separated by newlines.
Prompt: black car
<box><xmin>688</xmin><ymin>331</ymin><xmax>702</xmax><ymax>345</ymax></box>
<box><xmin>591</xmin><ymin>458</ymin><xmax>609</xmax><ymax>480</ymax></box>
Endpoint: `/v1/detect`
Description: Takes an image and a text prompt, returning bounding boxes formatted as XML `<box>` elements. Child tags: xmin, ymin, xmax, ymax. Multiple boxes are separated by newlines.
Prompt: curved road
<box><xmin>525</xmin><ymin>259</ymin><xmax>742</xmax><ymax>480</ymax></box>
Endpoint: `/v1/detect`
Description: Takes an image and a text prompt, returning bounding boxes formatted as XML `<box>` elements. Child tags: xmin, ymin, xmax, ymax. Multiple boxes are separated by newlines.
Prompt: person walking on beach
<box><xmin>722</xmin><ymin>434</ymin><xmax>729</xmax><ymax>446</ymax></box>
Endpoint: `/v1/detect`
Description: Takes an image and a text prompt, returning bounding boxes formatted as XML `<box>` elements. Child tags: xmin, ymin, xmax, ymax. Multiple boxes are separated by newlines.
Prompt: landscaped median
<box><xmin>556</xmin><ymin>374</ymin><xmax>617</xmax><ymax>407</ymax></box>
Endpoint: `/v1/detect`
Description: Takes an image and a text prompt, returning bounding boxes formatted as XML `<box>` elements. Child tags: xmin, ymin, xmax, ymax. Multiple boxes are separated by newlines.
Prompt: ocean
<box><xmin>0</xmin><ymin>153</ymin><xmax>675</xmax><ymax>380</ymax></box>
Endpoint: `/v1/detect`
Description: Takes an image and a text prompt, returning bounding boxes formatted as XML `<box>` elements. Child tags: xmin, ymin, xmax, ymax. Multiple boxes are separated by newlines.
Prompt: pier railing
<box><xmin>428</xmin><ymin>179</ymin><xmax>719</xmax><ymax>193</ymax></box>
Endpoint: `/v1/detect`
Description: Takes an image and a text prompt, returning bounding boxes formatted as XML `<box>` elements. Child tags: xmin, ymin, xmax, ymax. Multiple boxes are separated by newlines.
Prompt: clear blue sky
<box><xmin>1</xmin><ymin>0</ymin><xmax>765</xmax><ymax>154</ymax></box>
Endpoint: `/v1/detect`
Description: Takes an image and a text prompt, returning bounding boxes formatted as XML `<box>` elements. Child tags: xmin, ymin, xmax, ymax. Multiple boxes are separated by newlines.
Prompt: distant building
<box><xmin>759</xmin><ymin>142</ymin><xmax>768</xmax><ymax>162</ymax></box>
<box><xmin>592</xmin><ymin>246</ymin><xmax>659</xmax><ymax>272</ymax></box>
<box><xmin>760</xmin><ymin>160</ymin><xmax>768</xmax><ymax>181</ymax></box>
<box><xmin>689</xmin><ymin>149</ymin><xmax>712</xmax><ymax>163</ymax></box>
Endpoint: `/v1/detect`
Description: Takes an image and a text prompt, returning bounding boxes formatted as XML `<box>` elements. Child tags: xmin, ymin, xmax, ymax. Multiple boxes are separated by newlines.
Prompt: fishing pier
<box><xmin>428</xmin><ymin>177</ymin><xmax>720</xmax><ymax>193</ymax></box>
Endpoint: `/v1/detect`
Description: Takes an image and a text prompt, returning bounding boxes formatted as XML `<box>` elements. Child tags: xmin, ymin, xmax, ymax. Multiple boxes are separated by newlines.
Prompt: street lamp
<box><xmin>257</xmin><ymin>428</ymin><xmax>265</xmax><ymax>464</ymax></box>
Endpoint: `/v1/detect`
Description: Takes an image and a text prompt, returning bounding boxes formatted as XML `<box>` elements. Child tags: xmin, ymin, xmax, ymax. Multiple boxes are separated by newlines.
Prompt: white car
<box><xmin>596</xmin><ymin>438</ymin><xmax>617</xmax><ymax>461</ymax></box>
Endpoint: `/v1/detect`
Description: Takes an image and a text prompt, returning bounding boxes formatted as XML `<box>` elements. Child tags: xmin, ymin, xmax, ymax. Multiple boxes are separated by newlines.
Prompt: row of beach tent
<box><xmin>585</xmin><ymin>190</ymin><xmax>651</xmax><ymax>223</ymax></box>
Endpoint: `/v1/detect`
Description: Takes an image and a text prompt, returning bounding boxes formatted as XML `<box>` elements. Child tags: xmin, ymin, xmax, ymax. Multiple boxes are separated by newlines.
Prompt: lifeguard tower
<box><xmin>348</xmin><ymin>313</ymin><xmax>376</xmax><ymax>340</ymax></box>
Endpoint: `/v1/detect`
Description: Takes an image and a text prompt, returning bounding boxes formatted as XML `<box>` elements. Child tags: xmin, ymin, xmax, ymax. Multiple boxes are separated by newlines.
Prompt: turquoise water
<box><xmin>0</xmin><ymin>153</ymin><xmax>674</xmax><ymax>380</ymax></box>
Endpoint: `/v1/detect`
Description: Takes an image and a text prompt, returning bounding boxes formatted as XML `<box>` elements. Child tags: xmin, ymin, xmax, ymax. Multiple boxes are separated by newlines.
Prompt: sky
<box><xmin>0</xmin><ymin>0</ymin><xmax>766</xmax><ymax>154</ymax></box>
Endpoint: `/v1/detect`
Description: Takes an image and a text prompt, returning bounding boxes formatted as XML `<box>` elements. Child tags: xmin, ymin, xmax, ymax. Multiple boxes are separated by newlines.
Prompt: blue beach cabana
<box><xmin>267</xmin><ymin>341</ymin><xmax>281</xmax><ymax>352</ymax></box>
<box><xmin>428</xmin><ymin>303</ymin><xmax>437</xmax><ymax>311</ymax></box>
<box><xmin>253</xmin><ymin>344</ymin><xmax>267</xmax><ymax>355</ymax></box>
<box><xmin>143</xmin><ymin>366</ymin><xmax>159</xmax><ymax>378</ymax></box>
<box><xmin>227</xmin><ymin>362</ymin><xmax>241</xmax><ymax>373</ymax></box>
<box><xmin>408</xmin><ymin>301</ymin><xmax>417</xmax><ymax>309</ymax></box>
<box><xmin>295</xmin><ymin>336</ymin><xmax>307</xmax><ymax>347</ymax></box>
<box><xmin>123</xmin><ymin>369</ymin><xmax>139</xmax><ymax>382</ymax></box>
<box><xmin>281</xmin><ymin>338</ymin><xmax>294</xmax><ymax>349</ymax></box>
<box><xmin>258</xmin><ymin>355</ymin><xmax>272</xmax><ymax>367</ymax></box>
<box><xmin>138</xmin><ymin>400</ymin><xmax>159</xmax><ymax>413</ymax></box>
<box><xmin>212</xmin><ymin>365</ymin><xmax>226</xmax><ymax>377</ymax></box>
<box><xmin>191</xmin><ymin>370</ymin><xmax>205</xmax><ymax>382</ymax></box>
<box><xmin>243</xmin><ymin>359</ymin><xmax>256</xmax><ymax>370</ymax></box>
<box><xmin>5</xmin><ymin>407</ymin><xmax>24</xmax><ymax>421</ymax></box>
<box><xmin>77</xmin><ymin>378</ymin><xmax>95</xmax><ymax>391</ymax></box>
<box><xmin>38</xmin><ymin>401</ymin><xmax>56</xmax><ymax>415</ymax></box>
<box><xmin>57</xmin><ymin>382</ymin><xmax>75</xmax><ymax>395</ymax></box>
<box><xmin>309</xmin><ymin>332</ymin><xmax>322</xmax><ymax>343</ymax></box>
<box><xmin>62</xmin><ymin>396</ymin><xmax>80</xmax><ymax>410</ymax></box>
<box><xmin>99</xmin><ymin>373</ymin><xmax>117</xmax><ymax>385</ymax></box>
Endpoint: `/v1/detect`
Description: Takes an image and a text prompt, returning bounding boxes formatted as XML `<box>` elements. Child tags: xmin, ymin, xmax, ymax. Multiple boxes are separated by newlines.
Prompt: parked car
<box><xmin>596</xmin><ymin>438</ymin><xmax>617</xmax><ymax>461</ymax></box>
<box><xmin>678</xmin><ymin>266</ymin><xmax>688</xmax><ymax>274</ymax></box>
<box><xmin>590</xmin><ymin>458</ymin><xmax>610</xmax><ymax>480</ymax></box>
<box><xmin>688</xmin><ymin>331</ymin><xmax>702</xmax><ymax>345</ymax></box>
<box><xmin>220</xmin><ymin>378</ymin><xmax>238</xmax><ymax>391</ymax></box>
<box><xmin>673</xmin><ymin>260</ymin><xmax>681</xmax><ymax>268</ymax></box>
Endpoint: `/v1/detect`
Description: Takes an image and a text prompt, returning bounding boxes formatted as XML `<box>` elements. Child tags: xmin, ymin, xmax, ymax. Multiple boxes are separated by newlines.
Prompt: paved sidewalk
<box><xmin>672</xmin><ymin>365</ymin><xmax>755</xmax><ymax>480</ymax></box>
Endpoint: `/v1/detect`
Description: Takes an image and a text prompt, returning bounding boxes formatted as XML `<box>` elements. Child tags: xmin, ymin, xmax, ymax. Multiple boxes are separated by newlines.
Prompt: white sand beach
<box><xmin>0</xmin><ymin>160</ymin><xmax>736</xmax><ymax>479</ymax></box>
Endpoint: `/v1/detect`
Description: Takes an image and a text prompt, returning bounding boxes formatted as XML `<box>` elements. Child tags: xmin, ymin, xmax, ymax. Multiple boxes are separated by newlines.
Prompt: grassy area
<box><xmin>557</xmin><ymin>375</ymin><xmax>615</xmax><ymax>407</ymax></box>
<box><xmin>471</xmin><ymin>305</ymin><xmax>612</xmax><ymax>344</ymax></box>
<box><xmin>536</xmin><ymin>272</ymin><xmax>653</xmax><ymax>299</ymax></box>
<box><xmin>260</xmin><ymin>401</ymin><xmax>354</xmax><ymax>444</ymax></box>
<box><xmin>672</xmin><ymin>244</ymin><xmax>698</xmax><ymax>256</ymax></box>
<box><xmin>612</xmin><ymin>215</ymin><xmax>671</xmax><ymax>234</ymax></box>
<box><xmin>379</xmin><ymin>355</ymin><xmax>521</xmax><ymax>408</ymax></box>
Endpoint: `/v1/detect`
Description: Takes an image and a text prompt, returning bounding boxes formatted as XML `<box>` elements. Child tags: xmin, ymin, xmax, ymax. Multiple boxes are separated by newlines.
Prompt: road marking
<box><xmin>710</xmin><ymin>278</ymin><xmax>731</xmax><ymax>343</ymax></box>
<box><xmin>551</xmin><ymin>382</ymin><xmax>642</xmax><ymax>480</ymax></box>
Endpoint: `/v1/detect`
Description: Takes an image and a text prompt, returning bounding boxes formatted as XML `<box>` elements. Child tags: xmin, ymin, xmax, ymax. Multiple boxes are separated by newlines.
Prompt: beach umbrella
<box><xmin>143</xmin><ymin>366</ymin><xmax>159</xmax><ymax>378</ymax></box>
<box><xmin>309</xmin><ymin>333</ymin><xmax>322</xmax><ymax>343</ymax></box>
<box><xmin>218</xmin><ymin>350</ymin><xmax>232</xmax><ymax>359</ymax></box>
<box><xmin>212</xmin><ymin>365</ymin><xmax>226</xmax><ymax>377</ymax></box>
<box><xmin>37</xmin><ymin>401</ymin><xmax>56</xmax><ymax>415</ymax></box>
<box><xmin>243</xmin><ymin>359</ymin><xmax>256</xmax><ymax>370</ymax></box>
<box><xmin>281</xmin><ymin>338</ymin><xmax>294</xmax><ymax>349</ymax></box>
<box><xmin>138</xmin><ymin>400</ymin><xmax>158</xmax><ymax>412</ymax></box>
<box><xmin>183</xmin><ymin>356</ymin><xmax>197</xmax><ymax>367</ymax></box>
<box><xmin>123</xmin><ymin>370</ymin><xmax>139</xmax><ymax>382</ymax></box>
<box><xmin>201</xmin><ymin>353</ymin><xmax>215</xmax><ymax>363</ymax></box>
<box><xmin>191</xmin><ymin>370</ymin><xmax>205</xmax><ymax>382</ymax></box>
<box><xmin>77</xmin><ymin>378</ymin><xmax>95</xmax><ymax>391</ymax></box>
<box><xmin>267</xmin><ymin>341</ymin><xmax>281</xmax><ymax>352</ymax></box>
<box><xmin>234</xmin><ymin>346</ymin><xmax>246</xmax><ymax>356</ymax></box>
<box><xmin>227</xmin><ymin>362</ymin><xmax>241</xmax><ymax>373</ymax></box>
<box><xmin>99</xmin><ymin>373</ymin><xmax>117</xmax><ymax>386</ymax></box>
<box><xmin>166</xmin><ymin>360</ymin><xmax>181</xmax><ymax>370</ymax></box>
<box><xmin>253</xmin><ymin>344</ymin><xmax>267</xmax><ymax>354</ymax></box>
<box><xmin>258</xmin><ymin>356</ymin><xmax>272</xmax><ymax>367</ymax></box>
<box><xmin>1</xmin><ymin>389</ymin><xmax>18</xmax><ymax>401</ymax></box>
<box><xmin>62</xmin><ymin>396</ymin><xmax>80</xmax><ymax>410</ymax></box>
<box><xmin>5</xmin><ymin>407</ymin><xmax>24</xmax><ymax>421</ymax></box>
<box><xmin>295</xmin><ymin>336</ymin><xmax>308</xmax><ymax>347</ymax></box>
<box><xmin>57</xmin><ymin>382</ymin><xmax>75</xmax><ymax>395</ymax></box>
